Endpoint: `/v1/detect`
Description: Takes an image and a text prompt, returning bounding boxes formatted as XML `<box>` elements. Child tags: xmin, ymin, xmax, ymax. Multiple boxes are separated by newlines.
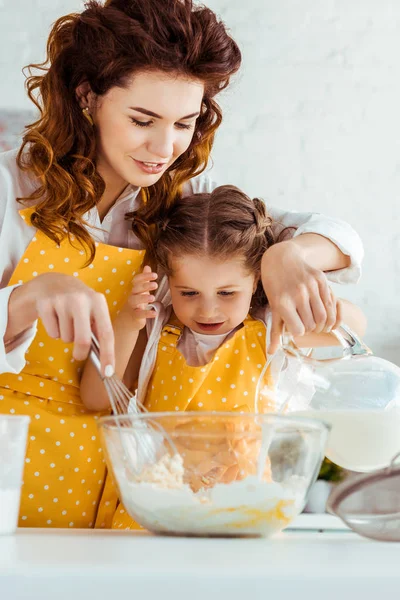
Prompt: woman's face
<box><xmin>92</xmin><ymin>70</ymin><xmax>204</xmax><ymax>190</ymax></box>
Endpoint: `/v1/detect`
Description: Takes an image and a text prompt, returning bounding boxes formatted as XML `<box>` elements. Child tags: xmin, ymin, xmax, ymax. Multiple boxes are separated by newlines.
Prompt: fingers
<box><xmin>268</xmin><ymin>314</ymin><xmax>283</xmax><ymax>354</ymax></box>
<box><xmin>90</xmin><ymin>293</ymin><xmax>115</xmax><ymax>376</ymax></box>
<box><xmin>318</xmin><ymin>278</ymin><xmax>336</xmax><ymax>332</ymax></box>
<box><xmin>273</xmin><ymin>285</ymin><xmax>339</xmax><ymax>344</ymax></box>
<box><xmin>333</xmin><ymin>296</ymin><xmax>343</xmax><ymax>330</ymax></box>
<box><xmin>283</xmin><ymin>277</ymin><xmax>337</xmax><ymax>337</ymax></box>
<box><xmin>38</xmin><ymin>300</ymin><xmax>61</xmax><ymax>339</ymax></box>
<box><xmin>303</xmin><ymin>276</ymin><xmax>333</xmax><ymax>334</ymax></box>
<box><xmin>261</xmin><ymin>245</ymin><xmax>341</xmax><ymax>343</ymax></box>
<box><xmin>296</xmin><ymin>291</ymin><xmax>317</xmax><ymax>334</ymax></box>
<box><xmin>34</xmin><ymin>274</ymin><xmax>115</xmax><ymax>375</ymax></box>
<box><xmin>53</xmin><ymin>299</ymin><xmax>74</xmax><ymax>343</ymax></box>
<box><xmin>132</xmin><ymin>279</ymin><xmax>158</xmax><ymax>295</ymax></box>
<box><xmin>278</xmin><ymin>298</ymin><xmax>306</xmax><ymax>337</ymax></box>
<box><xmin>309</xmin><ymin>293</ymin><xmax>327</xmax><ymax>334</ymax></box>
<box><xmin>72</xmin><ymin>300</ymin><xmax>92</xmax><ymax>362</ymax></box>
<box><xmin>132</xmin><ymin>266</ymin><xmax>158</xmax><ymax>294</ymax></box>
<box><xmin>129</xmin><ymin>265</ymin><xmax>158</xmax><ymax>315</ymax></box>
<box><xmin>129</xmin><ymin>293</ymin><xmax>155</xmax><ymax>310</ymax></box>
<box><xmin>133</xmin><ymin>308</ymin><xmax>157</xmax><ymax>320</ymax></box>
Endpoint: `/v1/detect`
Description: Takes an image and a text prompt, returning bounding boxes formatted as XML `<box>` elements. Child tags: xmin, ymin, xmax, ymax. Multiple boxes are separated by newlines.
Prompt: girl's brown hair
<box><xmin>18</xmin><ymin>0</ymin><xmax>241</xmax><ymax>261</ymax></box>
<box><xmin>150</xmin><ymin>185</ymin><xmax>276</xmax><ymax>309</ymax></box>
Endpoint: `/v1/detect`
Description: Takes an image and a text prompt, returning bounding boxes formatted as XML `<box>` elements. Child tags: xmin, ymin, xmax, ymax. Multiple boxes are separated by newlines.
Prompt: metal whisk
<box><xmin>89</xmin><ymin>334</ymin><xmax>177</xmax><ymax>469</ymax></box>
<box><xmin>89</xmin><ymin>333</ymin><xmax>146</xmax><ymax>416</ymax></box>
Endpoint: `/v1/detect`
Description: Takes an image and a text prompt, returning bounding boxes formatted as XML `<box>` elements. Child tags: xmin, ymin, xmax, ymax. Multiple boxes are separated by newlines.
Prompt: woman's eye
<box><xmin>181</xmin><ymin>291</ymin><xmax>198</xmax><ymax>297</ymax></box>
<box><xmin>218</xmin><ymin>291</ymin><xmax>235</xmax><ymax>297</ymax></box>
<box><xmin>130</xmin><ymin>118</ymin><xmax>152</xmax><ymax>127</ymax></box>
<box><xmin>130</xmin><ymin>118</ymin><xmax>193</xmax><ymax>130</ymax></box>
<box><xmin>175</xmin><ymin>122</ymin><xmax>193</xmax><ymax>130</ymax></box>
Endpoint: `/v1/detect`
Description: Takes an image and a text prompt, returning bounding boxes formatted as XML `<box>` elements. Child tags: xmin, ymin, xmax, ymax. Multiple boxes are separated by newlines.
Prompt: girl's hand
<box><xmin>121</xmin><ymin>265</ymin><xmax>158</xmax><ymax>331</ymax></box>
<box><xmin>261</xmin><ymin>241</ymin><xmax>340</xmax><ymax>353</ymax></box>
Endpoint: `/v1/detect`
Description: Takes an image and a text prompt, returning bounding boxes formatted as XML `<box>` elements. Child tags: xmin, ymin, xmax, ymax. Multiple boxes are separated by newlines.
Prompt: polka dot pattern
<box><xmin>112</xmin><ymin>314</ymin><xmax>275</xmax><ymax>531</ymax></box>
<box><xmin>0</xmin><ymin>207</ymin><xmax>146</xmax><ymax>529</ymax></box>
<box><xmin>146</xmin><ymin>316</ymin><xmax>273</xmax><ymax>414</ymax></box>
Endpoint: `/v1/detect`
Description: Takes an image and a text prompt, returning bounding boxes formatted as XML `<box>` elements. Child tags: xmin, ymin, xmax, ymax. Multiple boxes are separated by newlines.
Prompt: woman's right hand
<box><xmin>8</xmin><ymin>272</ymin><xmax>115</xmax><ymax>374</ymax></box>
<box><xmin>120</xmin><ymin>265</ymin><xmax>158</xmax><ymax>331</ymax></box>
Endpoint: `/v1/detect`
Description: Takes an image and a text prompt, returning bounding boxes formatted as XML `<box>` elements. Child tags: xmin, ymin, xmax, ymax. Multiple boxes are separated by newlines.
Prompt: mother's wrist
<box><xmin>288</xmin><ymin>233</ymin><xmax>350</xmax><ymax>271</ymax></box>
<box><xmin>284</xmin><ymin>236</ymin><xmax>312</xmax><ymax>263</ymax></box>
<box><xmin>262</xmin><ymin>239</ymin><xmax>304</xmax><ymax>265</ymax></box>
<box><xmin>6</xmin><ymin>280</ymin><xmax>39</xmax><ymax>342</ymax></box>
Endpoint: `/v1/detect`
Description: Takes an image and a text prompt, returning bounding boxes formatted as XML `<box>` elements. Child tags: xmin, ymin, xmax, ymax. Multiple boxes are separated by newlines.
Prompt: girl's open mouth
<box><xmin>195</xmin><ymin>322</ymin><xmax>225</xmax><ymax>332</ymax></box>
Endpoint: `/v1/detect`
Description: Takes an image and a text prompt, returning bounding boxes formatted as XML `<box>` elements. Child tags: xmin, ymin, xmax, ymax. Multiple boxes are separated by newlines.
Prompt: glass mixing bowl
<box><xmin>98</xmin><ymin>412</ymin><xmax>329</xmax><ymax>537</ymax></box>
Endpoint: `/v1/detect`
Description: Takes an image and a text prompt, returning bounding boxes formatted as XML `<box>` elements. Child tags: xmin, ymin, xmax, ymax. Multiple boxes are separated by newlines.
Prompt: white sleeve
<box><xmin>183</xmin><ymin>174</ymin><xmax>364</xmax><ymax>284</ymax></box>
<box><xmin>0</xmin><ymin>284</ymin><xmax>37</xmax><ymax>374</ymax></box>
<box><xmin>0</xmin><ymin>152</ymin><xmax>38</xmax><ymax>374</ymax></box>
<box><xmin>267</xmin><ymin>207</ymin><xmax>364</xmax><ymax>284</ymax></box>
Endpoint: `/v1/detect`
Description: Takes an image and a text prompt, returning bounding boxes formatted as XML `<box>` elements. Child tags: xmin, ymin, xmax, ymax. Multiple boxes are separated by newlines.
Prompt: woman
<box><xmin>0</xmin><ymin>0</ymin><xmax>362</xmax><ymax>528</ymax></box>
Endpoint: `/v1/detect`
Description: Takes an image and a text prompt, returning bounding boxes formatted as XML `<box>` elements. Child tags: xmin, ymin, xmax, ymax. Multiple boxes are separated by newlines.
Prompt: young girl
<box><xmin>81</xmin><ymin>185</ymin><xmax>366</xmax><ymax>529</ymax></box>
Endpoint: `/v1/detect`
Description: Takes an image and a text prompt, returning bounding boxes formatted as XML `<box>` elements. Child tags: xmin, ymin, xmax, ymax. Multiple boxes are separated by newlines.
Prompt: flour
<box><xmin>116</xmin><ymin>454</ymin><xmax>307</xmax><ymax>536</ymax></box>
<box><xmin>0</xmin><ymin>489</ymin><xmax>21</xmax><ymax>535</ymax></box>
<box><xmin>136</xmin><ymin>453</ymin><xmax>186</xmax><ymax>489</ymax></box>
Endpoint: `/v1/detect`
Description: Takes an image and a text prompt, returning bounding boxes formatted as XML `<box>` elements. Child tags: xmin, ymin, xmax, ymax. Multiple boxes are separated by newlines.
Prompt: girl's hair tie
<box><xmin>252</xmin><ymin>197</ymin><xmax>272</xmax><ymax>235</ymax></box>
<box><xmin>131</xmin><ymin>214</ymin><xmax>149</xmax><ymax>230</ymax></box>
<box><xmin>160</xmin><ymin>218</ymin><xmax>170</xmax><ymax>232</ymax></box>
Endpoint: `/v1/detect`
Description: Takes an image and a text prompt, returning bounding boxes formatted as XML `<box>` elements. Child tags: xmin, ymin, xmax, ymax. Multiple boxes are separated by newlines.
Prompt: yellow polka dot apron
<box><xmin>0</xmin><ymin>208</ymin><xmax>145</xmax><ymax>528</ymax></box>
<box><xmin>112</xmin><ymin>315</ymin><xmax>275</xmax><ymax>530</ymax></box>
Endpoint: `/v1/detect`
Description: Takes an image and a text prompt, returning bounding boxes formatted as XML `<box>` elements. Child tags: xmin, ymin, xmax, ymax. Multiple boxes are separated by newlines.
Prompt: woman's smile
<box><xmin>131</xmin><ymin>158</ymin><xmax>167</xmax><ymax>174</ymax></box>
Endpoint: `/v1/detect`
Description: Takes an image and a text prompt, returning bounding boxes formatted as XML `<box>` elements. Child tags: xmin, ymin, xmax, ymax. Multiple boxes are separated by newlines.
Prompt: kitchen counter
<box><xmin>0</xmin><ymin>516</ymin><xmax>398</xmax><ymax>600</ymax></box>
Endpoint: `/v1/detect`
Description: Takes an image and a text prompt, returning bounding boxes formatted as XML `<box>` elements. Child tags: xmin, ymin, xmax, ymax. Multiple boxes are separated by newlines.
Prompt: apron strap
<box><xmin>159</xmin><ymin>323</ymin><xmax>184</xmax><ymax>349</ymax></box>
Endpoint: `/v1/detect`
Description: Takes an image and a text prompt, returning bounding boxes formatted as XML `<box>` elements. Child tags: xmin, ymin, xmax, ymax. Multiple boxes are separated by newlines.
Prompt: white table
<box><xmin>0</xmin><ymin>516</ymin><xmax>398</xmax><ymax>600</ymax></box>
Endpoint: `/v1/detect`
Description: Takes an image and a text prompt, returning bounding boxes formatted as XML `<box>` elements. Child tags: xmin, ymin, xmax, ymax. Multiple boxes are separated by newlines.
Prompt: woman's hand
<box><xmin>8</xmin><ymin>272</ymin><xmax>115</xmax><ymax>375</ymax></box>
<box><xmin>261</xmin><ymin>240</ymin><xmax>340</xmax><ymax>353</ymax></box>
<box><xmin>120</xmin><ymin>265</ymin><xmax>158</xmax><ymax>331</ymax></box>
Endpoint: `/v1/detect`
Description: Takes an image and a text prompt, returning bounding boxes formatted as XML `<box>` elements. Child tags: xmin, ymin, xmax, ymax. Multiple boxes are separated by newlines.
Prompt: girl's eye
<box><xmin>181</xmin><ymin>291</ymin><xmax>198</xmax><ymax>297</ymax></box>
<box><xmin>130</xmin><ymin>118</ymin><xmax>152</xmax><ymax>127</ymax></box>
<box><xmin>218</xmin><ymin>291</ymin><xmax>235</xmax><ymax>297</ymax></box>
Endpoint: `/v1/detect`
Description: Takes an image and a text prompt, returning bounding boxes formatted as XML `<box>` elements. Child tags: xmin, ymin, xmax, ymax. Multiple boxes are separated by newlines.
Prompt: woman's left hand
<box><xmin>261</xmin><ymin>240</ymin><xmax>340</xmax><ymax>353</ymax></box>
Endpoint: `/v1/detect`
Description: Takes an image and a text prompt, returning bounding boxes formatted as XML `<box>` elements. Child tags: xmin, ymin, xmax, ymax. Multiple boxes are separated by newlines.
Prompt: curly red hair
<box><xmin>18</xmin><ymin>0</ymin><xmax>241</xmax><ymax>261</ymax></box>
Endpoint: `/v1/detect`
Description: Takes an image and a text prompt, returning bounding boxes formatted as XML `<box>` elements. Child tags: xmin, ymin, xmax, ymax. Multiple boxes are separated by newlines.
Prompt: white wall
<box><xmin>0</xmin><ymin>0</ymin><xmax>398</xmax><ymax>361</ymax></box>
<box><xmin>0</xmin><ymin>0</ymin><xmax>84</xmax><ymax>110</ymax></box>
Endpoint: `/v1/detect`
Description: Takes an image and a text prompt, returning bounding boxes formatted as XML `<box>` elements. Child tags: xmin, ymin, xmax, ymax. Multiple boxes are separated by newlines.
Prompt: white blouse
<box><xmin>179</xmin><ymin>328</ymin><xmax>234</xmax><ymax>366</ymax></box>
<box><xmin>0</xmin><ymin>147</ymin><xmax>364</xmax><ymax>375</ymax></box>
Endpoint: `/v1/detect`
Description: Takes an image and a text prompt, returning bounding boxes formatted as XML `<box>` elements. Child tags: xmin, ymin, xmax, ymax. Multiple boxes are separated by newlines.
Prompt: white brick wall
<box><xmin>0</xmin><ymin>0</ymin><xmax>398</xmax><ymax>361</ymax></box>
<box><xmin>0</xmin><ymin>0</ymin><xmax>84</xmax><ymax>110</ymax></box>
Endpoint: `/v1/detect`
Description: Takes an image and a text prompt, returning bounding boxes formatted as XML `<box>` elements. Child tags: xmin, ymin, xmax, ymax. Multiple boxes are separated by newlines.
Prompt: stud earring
<box><xmin>82</xmin><ymin>107</ymin><xmax>94</xmax><ymax>126</ymax></box>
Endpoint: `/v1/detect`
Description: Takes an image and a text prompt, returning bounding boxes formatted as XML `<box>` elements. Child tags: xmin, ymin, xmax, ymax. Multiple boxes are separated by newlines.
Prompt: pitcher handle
<box><xmin>337</xmin><ymin>323</ymin><xmax>372</xmax><ymax>357</ymax></box>
<box><xmin>281</xmin><ymin>322</ymin><xmax>372</xmax><ymax>361</ymax></box>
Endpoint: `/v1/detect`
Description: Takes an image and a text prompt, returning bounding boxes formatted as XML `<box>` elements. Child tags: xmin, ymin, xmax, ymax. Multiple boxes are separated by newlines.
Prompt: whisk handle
<box><xmin>89</xmin><ymin>333</ymin><xmax>103</xmax><ymax>379</ymax></box>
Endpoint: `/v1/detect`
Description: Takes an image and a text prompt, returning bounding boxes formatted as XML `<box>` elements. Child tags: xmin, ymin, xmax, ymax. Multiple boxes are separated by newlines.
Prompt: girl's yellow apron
<box><xmin>0</xmin><ymin>208</ymin><xmax>145</xmax><ymax>528</ymax></box>
<box><xmin>112</xmin><ymin>315</ymin><xmax>275</xmax><ymax>529</ymax></box>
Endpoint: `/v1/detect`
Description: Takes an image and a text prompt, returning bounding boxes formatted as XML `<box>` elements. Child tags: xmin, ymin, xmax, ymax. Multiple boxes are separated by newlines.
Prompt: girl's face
<box><xmin>169</xmin><ymin>254</ymin><xmax>257</xmax><ymax>335</ymax></box>
<box><xmin>92</xmin><ymin>70</ymin><xmax>204</xmax><ymax>190</ymax></box>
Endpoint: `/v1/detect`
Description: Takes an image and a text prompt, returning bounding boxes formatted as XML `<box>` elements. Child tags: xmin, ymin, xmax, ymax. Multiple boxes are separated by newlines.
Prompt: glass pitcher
<box><xmin>266</xmin><ymin>324</ymin><xmax>400</xmax><ymax>472</ymax></box>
